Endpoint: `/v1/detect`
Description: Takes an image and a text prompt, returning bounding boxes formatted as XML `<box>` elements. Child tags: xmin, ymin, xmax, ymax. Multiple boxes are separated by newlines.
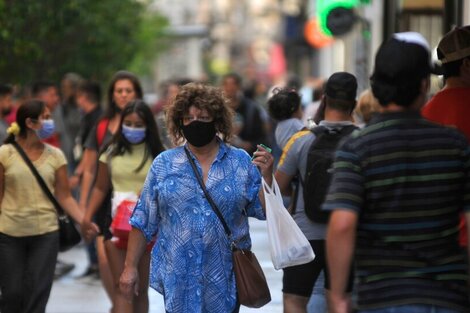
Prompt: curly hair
<box><xmin>166</xmin><ymin>83</ymin><xmax>233</xmax><ymax>146</ymax></box>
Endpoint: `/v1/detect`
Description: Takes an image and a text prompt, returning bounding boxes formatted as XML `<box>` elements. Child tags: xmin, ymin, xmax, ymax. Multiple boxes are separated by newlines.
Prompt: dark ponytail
<box><xmin>4</xmin><ymin>99</ymin><xmax>45</xmax><ymax>144</ymax></box>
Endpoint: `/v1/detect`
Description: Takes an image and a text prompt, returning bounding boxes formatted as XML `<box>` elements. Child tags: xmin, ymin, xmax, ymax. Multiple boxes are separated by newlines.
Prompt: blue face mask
<box><xmin>122</xmin><ymin>125</ymin><xmax>146</xmax><ymax>144</ymax></box>
<box><xmin>36</xmin><ymin>119</ymin><xmax>55</xmax><ymax>139</ymax></box>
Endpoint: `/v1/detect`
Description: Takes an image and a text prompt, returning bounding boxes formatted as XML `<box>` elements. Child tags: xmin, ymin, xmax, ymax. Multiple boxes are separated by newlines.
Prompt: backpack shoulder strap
<box><xmin>338</xmin><ymin>124</ymin><xmax>359</xmax><ymax>135</ymax></box>
<box><xmin>310</xmin><ymin>125</ymin><xmax>328</xmax><ymax>136</ymax></box>
<box><xmin>96</xmin><ymin>118</ymin><xmax>110</xmax><ymax>148</ymax></box>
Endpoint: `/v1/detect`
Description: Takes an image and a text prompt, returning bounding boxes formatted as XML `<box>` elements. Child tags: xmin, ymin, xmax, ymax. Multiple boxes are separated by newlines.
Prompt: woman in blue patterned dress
<box><xmin>119</xmin><ymin>83</ymin><xmax>274</xmax><ymax>313</ymax></box>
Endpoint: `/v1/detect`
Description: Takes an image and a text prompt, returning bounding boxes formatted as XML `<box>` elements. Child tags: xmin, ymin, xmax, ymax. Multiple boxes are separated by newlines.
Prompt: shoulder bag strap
<box><xmin>290</xmin><ymin>172</ymin><xmax>301</xmax><ymax>215</ymax></box>
<box><xmin>183</xmin><ymin>146</ymin><xmax>232</xmax><ymax>239</ymax></box>
<box><xmin>12</xmin><ymin>142</ymin><xmax>65</xmax><ymax>216</ymax></box>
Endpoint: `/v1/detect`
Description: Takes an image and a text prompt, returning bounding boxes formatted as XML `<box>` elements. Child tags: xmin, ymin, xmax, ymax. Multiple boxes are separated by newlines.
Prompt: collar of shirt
<box><xmin>369</xmin><ymin>110</ymin><xmax>422</xmax><ymax>125</ymax></box>
<box><xmin>318</xmin><ymin>120</ymin><xmax>355</xmax><ymax>129</ymax></box>
<box><xmin>184</xmin><ymin>137</ymin><xmax>229</xmax><ymax>164</ymax></box>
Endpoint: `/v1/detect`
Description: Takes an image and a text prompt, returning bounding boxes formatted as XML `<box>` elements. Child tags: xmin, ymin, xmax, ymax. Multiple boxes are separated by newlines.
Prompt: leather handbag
<box><xmin>185</xmin><ymin>147</ymin><xmax>271</xmax><ymax>308</ymax></box>
<box><xmin>13</xmin><ymin>142</ymin><xmax>81</xmax><ymax>252</ymax></box>
<box><xmin>232</xmin><ymin>248</ymin><xmax>272</xmax><ymax>307</ymax></box>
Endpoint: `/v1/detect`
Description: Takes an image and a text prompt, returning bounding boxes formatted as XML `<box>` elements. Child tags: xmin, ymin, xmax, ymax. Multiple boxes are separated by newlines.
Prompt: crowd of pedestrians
<box><xmin>0</xmin><ymin>25</ymin><xmax>469</xmax><ymax>313</ymax></box>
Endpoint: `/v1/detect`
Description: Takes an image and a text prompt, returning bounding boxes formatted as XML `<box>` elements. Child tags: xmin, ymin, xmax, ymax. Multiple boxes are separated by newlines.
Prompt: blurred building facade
<box><xmin>152</xmin><ymin>0</ymin><xmax>208</xmax><ymax>83</ymax></box>
<box><xmin>153</xmin><ymin>0</ymin><xmax>470</xmax><ymax>92</ymax></box>
<box><xmin>153</xmin><ymin>0</ymin><xmax>285</xmax><ymax>85</ymax></box>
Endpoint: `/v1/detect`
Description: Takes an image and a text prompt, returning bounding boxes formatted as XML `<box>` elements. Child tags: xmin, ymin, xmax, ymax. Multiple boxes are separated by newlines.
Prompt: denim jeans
<box><xmin>307</xmin><ymin>270</ymin><xmax>327</xmax><ymax>313</ymax></box>
<box><xmin>360</xmin><ymin>304</ymin><xmax>462</xmax><ymax>313</ymax></box>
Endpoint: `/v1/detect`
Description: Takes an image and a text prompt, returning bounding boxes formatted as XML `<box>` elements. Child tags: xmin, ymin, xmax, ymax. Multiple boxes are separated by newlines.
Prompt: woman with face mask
<box><xmin>0</xmin><ymin>99</ymin><xmax>98</xmax><ymax>313</ymax></box>
<box><xmin>83</xmin><ymin>100</ymin><xmax>164</xmax><ymax>313</ymax></box>
<box><xmin>76</xmin><ymin>71</ymin><xmax>143</xmax><ymax>309</ymax></box>
<box><xmin>119</xmin><ymin>83</ymin><xmax>274</xmax><ymax>313</ymax></box>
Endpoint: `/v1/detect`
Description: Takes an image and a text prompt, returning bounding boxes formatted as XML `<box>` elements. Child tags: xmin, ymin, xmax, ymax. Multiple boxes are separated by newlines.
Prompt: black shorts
<box><xmin>95</xmin><ymin>190</ymin><xmax>113</xmax><ymax>240</ymax></box>
<box><xmin>282</xmin><ymin>239</ymin><xmax>354</xmax><ymax>297</ymax></box>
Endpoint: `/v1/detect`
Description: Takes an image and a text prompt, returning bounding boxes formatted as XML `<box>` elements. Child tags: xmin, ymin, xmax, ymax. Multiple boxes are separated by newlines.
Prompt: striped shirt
<box><xmin>324</xmin><ymin>111</ymin><xmax>470</xmax><ymax>312</ymax></box>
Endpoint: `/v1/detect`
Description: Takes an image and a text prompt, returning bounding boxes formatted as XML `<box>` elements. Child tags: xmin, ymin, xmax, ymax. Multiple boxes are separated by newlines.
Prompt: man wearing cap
<box><xmin>274</xmin><ymin>72</ymin><xmax>357</xmax><ymax>313</ymax></box>
<box><xmin>422</xmin><ymin>25</ymin><xmax>470</xmax><ymax>249</ymax></box>
<box><xmin>325</xmin><ymin>32</ymin><xmax>470</xmax><ymax>313</ymax></box>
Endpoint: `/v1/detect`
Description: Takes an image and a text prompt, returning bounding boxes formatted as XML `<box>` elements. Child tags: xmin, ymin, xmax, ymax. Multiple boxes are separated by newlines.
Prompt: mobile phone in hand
<box><xmin>251</xmin><ymin>144</ymin><xmax>272</xmax><ymax>160</ymax></box>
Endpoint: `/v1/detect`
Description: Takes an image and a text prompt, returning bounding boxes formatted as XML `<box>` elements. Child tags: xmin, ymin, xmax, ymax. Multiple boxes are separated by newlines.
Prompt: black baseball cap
<box><xmin>325</xmin><ymin>72</ymin><xmax>357</xmax><ymax>101</ymax></box>
<box><xmin>371</xmin><ymin>32</ymin><xmax>434</xmax><ymax>86</ymax></box>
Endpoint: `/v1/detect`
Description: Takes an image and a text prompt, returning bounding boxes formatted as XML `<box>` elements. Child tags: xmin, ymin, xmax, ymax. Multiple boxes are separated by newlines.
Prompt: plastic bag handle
<box><xmin>262</xmin><ymin>176</ymin><xmax>283</xmax><ymax>203</ymax></box>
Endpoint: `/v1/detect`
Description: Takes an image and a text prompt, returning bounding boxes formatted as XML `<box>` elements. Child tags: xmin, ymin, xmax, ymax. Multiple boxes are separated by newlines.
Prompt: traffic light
<box><xmin>317</xmin><ymin>0</ymin><xmax>365</xmax><ymax>37</ymax></box>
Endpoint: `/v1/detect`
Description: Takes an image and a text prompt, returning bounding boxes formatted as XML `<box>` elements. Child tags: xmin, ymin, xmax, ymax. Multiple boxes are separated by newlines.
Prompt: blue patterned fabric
<box><xmin>130</xmin><ymin>141</ymin><xmax>265</xmax><ymax>313</ymax></box>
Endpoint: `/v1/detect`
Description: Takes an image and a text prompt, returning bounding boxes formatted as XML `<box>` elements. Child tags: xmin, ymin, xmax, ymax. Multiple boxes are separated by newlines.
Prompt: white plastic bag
<box><xmin>263</xmin><ymin>177</ymin><xmax>315</xmax><ymax>270</ymax></box>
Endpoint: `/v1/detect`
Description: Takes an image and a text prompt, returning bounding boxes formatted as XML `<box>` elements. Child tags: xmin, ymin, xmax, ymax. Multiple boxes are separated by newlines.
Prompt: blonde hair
<box><xmin>354</xmin><ymin>89</ymin><xmax>381</xmax><ymax>124</ymax></box>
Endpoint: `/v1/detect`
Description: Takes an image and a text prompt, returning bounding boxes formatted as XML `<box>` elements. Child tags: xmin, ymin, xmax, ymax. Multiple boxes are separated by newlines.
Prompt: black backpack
<box><xmin>301</xmin><ymin>125</ymin><xmax>358</xmax><ymax>223</ymax></box>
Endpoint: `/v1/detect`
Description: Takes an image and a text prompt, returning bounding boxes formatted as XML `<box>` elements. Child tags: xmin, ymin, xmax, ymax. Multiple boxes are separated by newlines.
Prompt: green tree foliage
<box><xmin>128</xmin><ymin>10</ymin><xmax>168</xmax><ymax>76</ymax></box>
<box><xmin>0</xmin><ymin>0</ymin><xmax>168</xmax><ymax>84</ymax></box>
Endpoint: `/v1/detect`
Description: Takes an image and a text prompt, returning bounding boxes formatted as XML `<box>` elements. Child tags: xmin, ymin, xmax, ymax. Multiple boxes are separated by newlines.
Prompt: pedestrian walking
<box><xmin>82</xmin><ymin>100</ymin><xmax>164</xmax><ymax>313</ymax></box>
<box><xmin>274</xmin><ymin>72</ymin><xmax>357</xmax><ymax>313</ymax></box>
<box><xmin>221</xmin><ymin>73</ymin><xmax>268</xmax><ymax>155</ymax></box>
<box><xmin>325</xmin><ymin>32</ymin><xmax>470</xmax><ymax>313</ymax></box>
<box><xmin>58</xmin><ymin>72</ymin><xmax>83</xmax><ymax>173</ymax></box>
<box><xmin>71</xmin><ymin>80</ymin><xmax>103</xmax><ymax>279</ymax></box>
<box><xmin>0</xmin><ymin>84</ymin><xmax>14</xmax><ymax>143</ymax></box>
<box><xmin>153</xmin><ymin>78</ymin><xmax>192</xmax><ymax>150</ymax></box>
<box><xmin>353</xmin><ymin>89</ymin><xmax>381</xmax><ymax>127</ymax></box>
<box><xmin>0</xmin><ymin>99</ymin><xmax>97</xmax><ymax>313</ymax></box>
<box><xmin>422</xmin><ymin>25</ymin><xmax>470</xmax><ymax>251</ymax></box>
<box><xmin>119</xmin><ymin>83</ymin><xmax>274</xmax><ymax>313</ymax></box>
<box><xmin>267</xmin><ymin>87</ymin><xmax>305</xmax><ymax>150</ymax></box>
<box><xmin>31</xmin><ymin>81</ymin><xmax>62</xmax><ymax>148</ymax></box>
<box><xmin>78</xmin><ymin>70</ymin><xmax>144</xmax><ymax>311</ymax></box>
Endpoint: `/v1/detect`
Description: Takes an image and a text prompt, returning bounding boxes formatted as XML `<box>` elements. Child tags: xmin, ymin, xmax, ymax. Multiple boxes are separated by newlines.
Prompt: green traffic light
<box><xmin>317</xmin><ymin>0</ymin><xmax>359</xmax><ymax>36</ymax></box>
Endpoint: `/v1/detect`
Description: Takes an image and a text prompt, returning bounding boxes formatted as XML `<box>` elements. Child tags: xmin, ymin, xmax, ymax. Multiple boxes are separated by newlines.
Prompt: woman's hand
<box><xmin>120</xmin><ymin>228</ymin><xmax>147</xmax><ymax>301</ymax></box>
<box><xmin>80</xmin><ymin>218</ymin><xmax>100</xmax><ymax>243</ymax></box>
<box><xmin>252</xmin><ymin>144</ymin><xmax>274</xmax><ymax>186</ymax></box>
<box><xmin>120</xmin><ymin>266</ymin><xmax>140</xmax><ymax>302</ymax></box>
<box><xmin>68</xmin><ymin>174</ymin><xmax>80</xmax><ymax>189</ymax></box>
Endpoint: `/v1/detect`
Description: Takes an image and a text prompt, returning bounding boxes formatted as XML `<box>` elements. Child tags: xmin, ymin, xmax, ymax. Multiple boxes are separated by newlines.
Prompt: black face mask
<box><xmin>181</xmin><ymin>120</ymin><xmax>216</xmax><ymax>147</ymax></box>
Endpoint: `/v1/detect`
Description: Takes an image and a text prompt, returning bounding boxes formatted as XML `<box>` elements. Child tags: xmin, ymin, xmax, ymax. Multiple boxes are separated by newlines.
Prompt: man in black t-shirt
<box><xmin>70</xmin><ymin>80</ymin><xmax>103</xmax><ymax>279</ymax></box>
<box><xmin>221</xmin><ymin>73</ymin><xmax>267</xmax><ymax>155</ymax></box>
<box><xmin>74</xmin><ymin>81</ymin><xmax>102</xmax><ymax>164</ymax></box>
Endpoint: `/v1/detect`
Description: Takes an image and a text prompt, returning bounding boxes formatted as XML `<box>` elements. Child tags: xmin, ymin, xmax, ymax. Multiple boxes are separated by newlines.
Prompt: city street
<box><xmin>2</xmin><ymin>1</ymin><xmax>470</xmax><ymax>313</ymax></box>
<box><xmin>46</xmin><ymin>219</ymin><xmax>284</xmax><ymax>313</ymax></box>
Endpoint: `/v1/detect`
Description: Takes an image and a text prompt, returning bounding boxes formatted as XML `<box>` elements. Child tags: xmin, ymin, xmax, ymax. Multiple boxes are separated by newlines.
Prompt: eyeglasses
<box><xmin>182</xmin><ymin>115</ymin><xmax>213</xmax><ymax>123</ymax></box>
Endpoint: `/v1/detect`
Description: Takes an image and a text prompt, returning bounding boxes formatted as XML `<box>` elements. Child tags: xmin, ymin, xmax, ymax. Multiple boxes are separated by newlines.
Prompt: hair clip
<box><xmin>7</xmin><ymin>122</ymin><xmax>20</xmax><ymax>135</ymax></box>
